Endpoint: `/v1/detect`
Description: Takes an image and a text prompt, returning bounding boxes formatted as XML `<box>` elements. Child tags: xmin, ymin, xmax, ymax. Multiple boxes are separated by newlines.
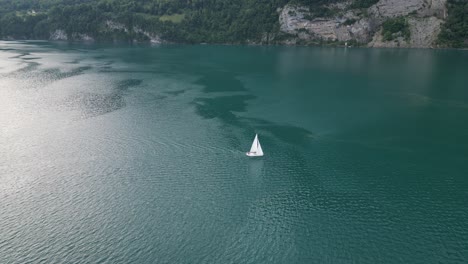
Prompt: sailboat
<box><xmin>246</xmin><ymin>134</ymin><xmax>264</xmax><ymax>157</ymax></box>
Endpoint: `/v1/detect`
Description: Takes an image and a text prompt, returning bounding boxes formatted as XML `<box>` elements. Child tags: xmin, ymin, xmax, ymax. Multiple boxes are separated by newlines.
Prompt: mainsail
<box><xmin>247</xmin><ymin>134</ymin><xmax>264</xmax><ymax>157</ymax></box>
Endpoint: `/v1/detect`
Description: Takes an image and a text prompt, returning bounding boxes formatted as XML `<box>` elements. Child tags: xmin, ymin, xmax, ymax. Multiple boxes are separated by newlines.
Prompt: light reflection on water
<box><xmin>1</xmin><ymin>41</ymin><xmax>468</xmax><ymax>263</ymax></box>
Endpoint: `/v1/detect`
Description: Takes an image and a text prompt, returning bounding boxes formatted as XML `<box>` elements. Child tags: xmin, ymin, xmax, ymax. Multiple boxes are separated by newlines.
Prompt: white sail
<box><xmin>256</xmin><ymin>137</ymin><xmax>263</xmax><ymax>156</ymax></box>
<box><xmin>247</xmin><ymin>134</ymin><xmax>264</xmax><ymax>157</ymax></box>
<box><xmin>249</xmin><ymin>134</ymin><xmax>259</xmax><ymax>153</ymax></box>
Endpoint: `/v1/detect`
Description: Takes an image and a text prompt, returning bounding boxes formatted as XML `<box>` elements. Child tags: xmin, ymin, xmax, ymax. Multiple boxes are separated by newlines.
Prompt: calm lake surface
<box><xmin>1</xmin><ymin>41</ymin><xmax>467</xmax><ymax>263</ymax></box>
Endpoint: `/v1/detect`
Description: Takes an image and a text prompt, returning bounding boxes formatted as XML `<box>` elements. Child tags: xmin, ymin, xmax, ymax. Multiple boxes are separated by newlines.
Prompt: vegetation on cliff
<box><xmin>349</xmin><ymin>0</ymin><xmax>379</xmax><ymax>9</ymax></box>
<box><xmin>0</xmin><ymin>0</ymin><xmax>292</xmax><ymax>43</ymax></box>
<box><xmin>0</xmin><ymin>0</ymin><xmax>466</xmax><ymax>48</ymax></box>
<box><xmin>438</xmin><ymin>0</ymin><xmax>468</xmax><ymax>48</ymax></box>
<box><xmin>382</xmin><ymin>17</ymin><xmax>410</xmax><ymax>42</ymax></box>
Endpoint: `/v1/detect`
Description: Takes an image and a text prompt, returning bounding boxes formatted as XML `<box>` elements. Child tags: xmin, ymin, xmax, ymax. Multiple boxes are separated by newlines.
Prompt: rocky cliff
<box><xmin>278</xmin><ymin>0</ymin><xmax>447</xmax><ymax>48</ymax></box>
<box><xmin>1</xmin><ymin>0</ymin><xmax>464</xmax><ymax>48</ymax></box>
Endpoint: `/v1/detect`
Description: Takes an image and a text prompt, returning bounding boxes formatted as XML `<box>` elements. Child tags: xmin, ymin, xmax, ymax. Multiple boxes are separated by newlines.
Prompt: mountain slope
<box><xmin>0</xmin><ymin>0</ymin><xmax>466</xmax><ymax>48</ymax></box>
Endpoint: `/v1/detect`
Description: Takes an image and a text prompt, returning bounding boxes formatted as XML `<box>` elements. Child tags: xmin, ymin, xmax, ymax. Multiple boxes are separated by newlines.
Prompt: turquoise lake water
<box><xmin>1</xmin><ymin>41</ymin><xmax>468</xmax><ymax>263</ymax></box>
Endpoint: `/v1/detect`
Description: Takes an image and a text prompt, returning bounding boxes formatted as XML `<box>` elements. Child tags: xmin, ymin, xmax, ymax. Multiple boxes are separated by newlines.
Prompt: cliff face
<box><xmin>50</xmin><ymin>30</ymin><xmax>95</xmax><ymax>42</ymax></box>
<box><xmin>278</xmin><ymin>0</ymin><xmax>447</xmax><ymax>48</ymax></box>
<box><xmin>279</xmin><ymin>3</ymin><xmax>373</xmax><ymax>44</ymax></box>
<box><xmin>1</xmin><ymin>0</ymin><xmax>464</xmax><ymax>48</ymax></box>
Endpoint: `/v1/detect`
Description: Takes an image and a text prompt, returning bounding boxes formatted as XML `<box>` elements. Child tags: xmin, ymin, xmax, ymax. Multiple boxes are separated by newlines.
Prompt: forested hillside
<box><xmin>438</xmin><ymin>0</ymin><xmax>468</xmax><ymax>48</ymax></box>
<box><xmin>0</xmin><ymin>0</ymin><xmax>289</xmax><ymax>43</ymax></box>
<box><xmin>0</xmin><ymin>0</ymin><xmax>466</xmax><ymax>48</ymax></box>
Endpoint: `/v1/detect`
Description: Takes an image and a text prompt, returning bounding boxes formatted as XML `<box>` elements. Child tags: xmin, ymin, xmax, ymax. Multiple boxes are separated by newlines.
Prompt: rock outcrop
<box><xmin>279</xmin><ymin>4</ymin><xmax>374</xmax><ymax>43</ymax></box>
<box><xmin>71</xmin><ymin>33</ymin><xmax>94</xmax><ymax>42</ymax></box>
<box><xmin>50</xmin><ymin>29</ymin><xmax>68</xmax><ymax>41</ymax></box>
<box><xmin>132</xmin><ymin>27</ymin><xmax>162</xmax><ymax>44</ymax></box>
<box><xmin>368</xmin><ymin>0</ymin><xmax>424</xmax><ymax>18</ymax></box>
<box><xmin>103</xmin><ymin>20</ymin><xmax>162</xmax><ymax>43</ymax></box>
<box><xmin>408</xmin><ymin>17</ymin><xmax>443</xmax><ymax>47</ymax></box>
<box><xmin>369</xmin><ymin>16</ymin><xmax>443</xmax><ymax>48</ymax></box>
<box><xmin>278</xmin><ymin>0</ymin><xmax>447</xmax><ymax>48</ymax></box>
<box><xmin>105</xmin><ymin>20</ymin><xmax>128</xmax><ymax>32</ymax></box>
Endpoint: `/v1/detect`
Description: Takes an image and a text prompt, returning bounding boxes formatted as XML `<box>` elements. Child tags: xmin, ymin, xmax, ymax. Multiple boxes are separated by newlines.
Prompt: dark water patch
<box><xmin>66</xmin><ymin>59</ymin><xmax>82</xmax><ymax>64</ymax></box>
<box><xmin>192</xmin><ymin>93</ymin><xmax>315</xmax><ymax>147</ymax></box>
<box><xmin>47</xmin><ymin>66</ymin><xmax>92</xmax><ymax>79</ymax></box>
<box><xmin>96</xmin><ymin>60</ymin><xmax>115</xmax><ymax>69</ymax></box>
<box><xmin>9</xmin><ymin>52</ymin><xmax>30</xmax><ymax>59</ymax></box>
<box><xmin>22</xmin><ymin>57</ymin><xmax>40</xmax><ymax>61</ymax></box>
<box><xmin>240</xmin><ymin>118</ymin><xmax>315</xmax><ymax>149</ymax></box>
<box><xmin>115</xmin><ymin>79</ymin><xmax>143</xmax><ymax>92</ymax></box>
<box><xmin>93</xmin><ymin>55</ymin><xmax>108</xmax><ymax>60</ymax></box>
<box><xmin>70</xmin><ymin>66</ymin><xmax>92</xmax><ymax>75</ymax></box>
<box><xmin>80</xmin><ymin>92</ymin><xmax>125</xmax><ymax>117</ymax></box>
<box><xmin>195</xmin><ymin>71</ymin><xmax>246</xmax><ymax>93</ymax></box>
<box><xmin>0</xmin><ymin>62</ymin><xmax>39</xmax><ymax>78</ymax></box>
<box><xmin>250</xmin><ymin>122</ymin><xmax>315</xmax><ymax>146</ymax></box>
<box><xmin>99</xmin><ymin>69</ymin><xmax>157</xmax><ymax>74</ymax></box>
<box><xmin>165</xmin><ymin>89</ymin><xmax>187</xmax><ymax>96</ymax></box>
<box><xmin>16</xmin><ymin>61</ymin><xmax>40</xmax><ymax>73</ymax></box>
<box><xmin>192</xmin><ymin>94</ymin><xmax>255</xmax><ymax>125</ymax></box>
<box><xmin>59</xmin><ymin>79</ymin><xmax>142</xmax><ymax>118</ymax></box>
<box><xmin>140</xmin><ymin>94</ymin><xmax>169</xmax><ymax>108</ymax></box>
<box><xmin>1</xmin><ymin>64</ymin><xmax>91</xmax><ymax>83</ymax></box>
<box><xmin>62</xmin><ymin>92</ymin><xmax>126</xmax><ymax>118</ymax></box>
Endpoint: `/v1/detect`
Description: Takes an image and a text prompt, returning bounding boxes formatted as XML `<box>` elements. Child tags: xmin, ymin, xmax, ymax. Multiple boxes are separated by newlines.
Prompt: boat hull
<box><xmin>246</xmin><ymin>152</ymin><xmax>263</xmax><ymax>157</ymax></box>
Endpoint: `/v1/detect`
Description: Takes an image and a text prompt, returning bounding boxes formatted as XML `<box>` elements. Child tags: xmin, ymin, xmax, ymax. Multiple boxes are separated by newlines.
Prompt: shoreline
<box><xmin>1</xmin><ymin>39</ymin><xmax>466</xmax><ymax>51</ymax></box>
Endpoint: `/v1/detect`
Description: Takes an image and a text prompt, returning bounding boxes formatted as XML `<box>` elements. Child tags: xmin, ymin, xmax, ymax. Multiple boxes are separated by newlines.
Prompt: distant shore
<box><xmin>2</xmin><ymin>38</ymin><xmax>467</xmax><ymax>51</ymax></box>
